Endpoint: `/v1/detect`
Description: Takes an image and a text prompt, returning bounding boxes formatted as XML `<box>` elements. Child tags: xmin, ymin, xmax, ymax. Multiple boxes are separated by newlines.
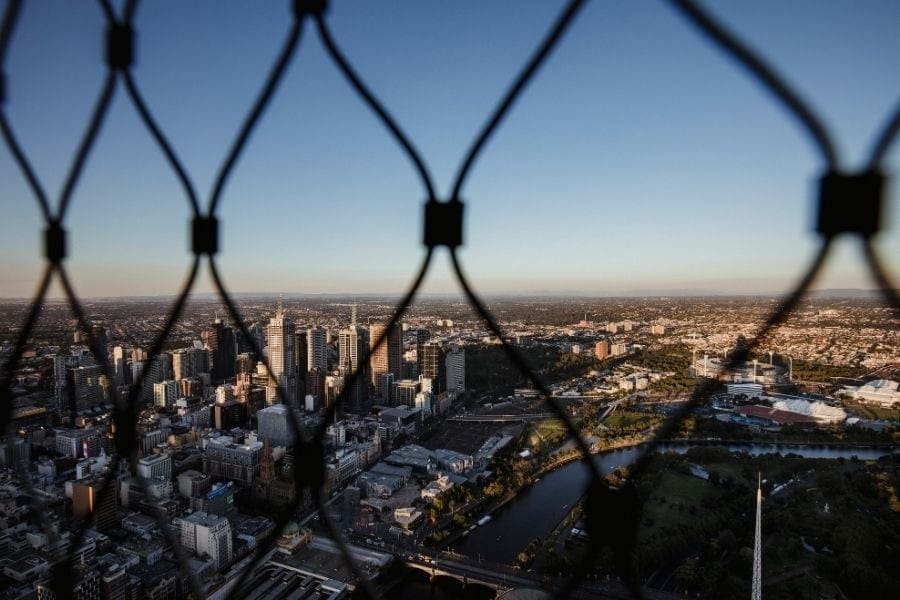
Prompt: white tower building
<box><xmin>266</xmin><ymin>306</ymin><xmax>297</xmax><ymax>406</ymax></box>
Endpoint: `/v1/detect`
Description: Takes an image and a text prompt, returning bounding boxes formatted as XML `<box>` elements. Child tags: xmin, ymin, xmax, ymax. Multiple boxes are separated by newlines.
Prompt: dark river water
<box><xmin>452</xmin><ymin>442</ymin><xmax>896</xmax><ymax>564</ymax></box>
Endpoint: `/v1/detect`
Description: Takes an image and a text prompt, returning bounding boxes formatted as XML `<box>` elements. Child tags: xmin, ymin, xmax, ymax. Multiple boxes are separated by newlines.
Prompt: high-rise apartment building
<box><xmin>266</xmin><ymin>307</ymin><xmax>297</xmax><ymax>406</ymax></box>
<box><xmin>595</xmin><ymin>340</ymin><xmax>610</xmax><ymax>359</ymax></box>
<box><xmin>369</xmin><ymin>322</ymin><xmax>403</xmax><ymax>400</ymax></box>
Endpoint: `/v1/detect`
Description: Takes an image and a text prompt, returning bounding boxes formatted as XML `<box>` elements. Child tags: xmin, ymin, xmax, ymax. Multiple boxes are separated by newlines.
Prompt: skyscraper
<box><xmin>205</xmin><ymin>319</ymin><xmax>236</xmax><ymax>383</ymax></box>
<box><xmin>415</xmin><ymin>328</ymin><xmax>431</xmax><ymax>376</ymax></box>
<box><xmin>112</xmin><ymin>345</ymin><xmax>126</xmax><ymax>386</ymax></box>
<box><xmin>266</xmin><ymin>307</ymin><xmax>297</xmax><ymax>406</ymax></box>
<box><xmin>445</xmin><ymin>345</ymin><xmax>466</xmax><ymax>393</ymax></box>
<box><xmin>307</xmin><ymin>326</ymin><xmax>327</xmax><ymax>372</ymax></box>
<box><xmin>294</xmin><ymin>330</ymin><xmax>308</xmax><ymax>377</ymax></box>
<box><xmin>338</xmin><ymin>310</ymin><xmax>369</xmax><ymax>415</ymax></box>
<box><xmin>421</xmin><ymin>341</ymin><xmax>446</xmax><ymax>395</ymax></box>
<box><xmin>369</xmin><ymin>322</ymin><xmax>403</xmax><ymax>400</ymax></box>
<box><xmin>90</xmin><ymin>324</ymin><xmax>109</xmax><ymax>363</ymax></box>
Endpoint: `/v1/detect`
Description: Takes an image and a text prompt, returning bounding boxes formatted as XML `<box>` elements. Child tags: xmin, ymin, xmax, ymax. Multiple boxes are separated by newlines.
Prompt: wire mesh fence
<box><xmin>0</xmin><ymin>0</ymin><xmax>897</xmax><ymax>598</ymax></box>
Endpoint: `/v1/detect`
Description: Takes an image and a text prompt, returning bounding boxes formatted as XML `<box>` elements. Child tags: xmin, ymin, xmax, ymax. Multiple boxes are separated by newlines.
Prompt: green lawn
<box><xmin>604</xmin><ymin>410</ymin><xmax>659</xmax><ymax>431</ymax></box>
<box><xmin>640</xmin><ymin>469</ymin><xmax>716</xmax><ymax>536</ymax></box>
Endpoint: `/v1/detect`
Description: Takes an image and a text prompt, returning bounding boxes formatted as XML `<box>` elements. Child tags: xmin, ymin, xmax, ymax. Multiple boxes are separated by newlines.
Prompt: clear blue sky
<box><xmin>1</xmin><ymin>0</ymin><xmax>898</xmax><ymax>298</ymax></box>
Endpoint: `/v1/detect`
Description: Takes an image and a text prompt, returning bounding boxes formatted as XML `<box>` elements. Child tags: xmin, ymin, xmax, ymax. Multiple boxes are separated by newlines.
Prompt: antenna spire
<box><xmin>752</xmin><ymin>472</ymin><xmax>763</xmax><ymax>600</ymax></box>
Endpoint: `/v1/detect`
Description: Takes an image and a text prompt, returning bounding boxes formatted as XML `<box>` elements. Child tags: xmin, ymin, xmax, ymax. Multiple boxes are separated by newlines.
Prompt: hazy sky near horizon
<box><xmin>1</xmin><ymin>0</ymin><xmax>899</xmax><ymax>299</ymax></box>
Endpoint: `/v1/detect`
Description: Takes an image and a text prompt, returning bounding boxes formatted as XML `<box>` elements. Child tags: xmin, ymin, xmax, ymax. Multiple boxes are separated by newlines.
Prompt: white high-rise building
<box><xmin>266</xmin><ymin>307</ymin><xmax>297</xmax><ymax>406</ymax></box>
<box><xmin>175</xmin><ymin>511</ymin><xmax>233</xmax><ymax>571</ymax></box>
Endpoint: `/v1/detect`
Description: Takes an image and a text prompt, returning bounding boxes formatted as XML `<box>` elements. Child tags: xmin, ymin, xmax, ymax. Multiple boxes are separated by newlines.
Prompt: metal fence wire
<box><xmin>0</xmin><ymin>0</ymin><xmax>897</xmax><ymax>598</ymax></box>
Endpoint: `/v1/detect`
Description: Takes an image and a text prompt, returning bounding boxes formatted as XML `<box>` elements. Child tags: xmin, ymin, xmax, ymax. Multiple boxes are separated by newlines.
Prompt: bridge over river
<box><xmin>403</xmin><ymin>551</ymin><xmax>682</xmax><ymax>599</ymax></box>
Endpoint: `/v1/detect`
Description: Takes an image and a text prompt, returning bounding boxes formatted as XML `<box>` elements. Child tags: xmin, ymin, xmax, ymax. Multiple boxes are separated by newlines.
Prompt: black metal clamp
<box><xmin>816</xmin><ymin>170</ymin><xmax>884</xmax><ymax>237</ymax></box>
<box><xmin>424</xmin><ymin>199</ymin><xmax>464</xmax><ymax>249</ymax></box>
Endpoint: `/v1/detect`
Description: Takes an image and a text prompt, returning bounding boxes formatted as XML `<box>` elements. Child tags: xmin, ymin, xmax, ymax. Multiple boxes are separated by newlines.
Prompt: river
<box><xmin>452</xmin><ymin>442</ymin><xmax>896</xmax><ymax>564</ymax></box>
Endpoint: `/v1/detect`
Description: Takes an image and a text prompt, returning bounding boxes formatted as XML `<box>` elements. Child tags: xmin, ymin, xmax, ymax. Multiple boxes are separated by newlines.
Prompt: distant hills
<box><xmin>8</xmin><ymin>288</ymin><xmax>891</xmax><ymax>302</ymax></box>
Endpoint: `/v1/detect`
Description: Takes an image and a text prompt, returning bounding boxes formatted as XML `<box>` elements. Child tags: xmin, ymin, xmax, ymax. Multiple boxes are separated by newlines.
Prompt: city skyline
<box><xmin>1</xmin><ymin>1</ymin><xmax>898</xmax><ymax>299</ymax></box>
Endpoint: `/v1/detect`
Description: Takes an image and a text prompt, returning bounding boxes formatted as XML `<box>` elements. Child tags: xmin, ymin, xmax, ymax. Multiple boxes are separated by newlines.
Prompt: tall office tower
<box><xmin>266</xmin><ymin>307</ymin><xmax>297</xmax><ymax>406</ymax></box>
<box><xmin>421</xmin><ymin>341</ymin><xmax>446</xmax><ymax>395</ymax></box>
<box><xmin>369</xmin><ymin>322</ymin><xmax>403</xmax><ymax>400</ymax></box>
<box><xmin>112</xmin><ymin>346</ymin><xmax>126</xmax><ymax>386</ymax></box>
<box><xmin>338</xmin><ymin>311</ymin><xmax>369</xmax><ymax>414</ymax></box>
<box><xmin>445</xmin><ymin>345</ymin><xmax>466</xmax><ymax>393</ymax></box>
<box><xmin>205</xmin><ymin>319</ymin><xmax>236</xmax><ymax>383</ymax></box>
<box><xmin>307</xmin><ymin>326</ymin><xmax>327</xmax><ymax>372</ymax></box>
<box><xmin>174</xmin><ymin>512</ymin><xmax>233</xmax><ymax>571</ymax></box>
<box><xmin>415</xmin><ymin>328</ymin><xmax>431</xmax><ymax>376</ymax></box>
